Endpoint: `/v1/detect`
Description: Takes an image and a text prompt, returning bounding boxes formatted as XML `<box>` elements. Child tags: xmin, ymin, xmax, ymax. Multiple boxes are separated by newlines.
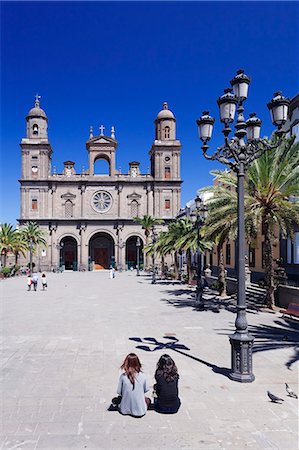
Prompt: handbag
<box><xmin>111</xmin><ymin>395</ymin><xmax>122</xmax><ymax>406</ymax></box>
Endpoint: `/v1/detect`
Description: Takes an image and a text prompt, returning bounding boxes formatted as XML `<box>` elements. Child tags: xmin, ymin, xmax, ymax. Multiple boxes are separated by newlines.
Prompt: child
<box><xmin>41</xmin><ymin>273</ymin><xmax>47</xmax><ymax>290</ymax></box>
<box><xmin>27</xmin><ymin>275</ymin><xmax>32</xmax><ymax>291</ymax></box>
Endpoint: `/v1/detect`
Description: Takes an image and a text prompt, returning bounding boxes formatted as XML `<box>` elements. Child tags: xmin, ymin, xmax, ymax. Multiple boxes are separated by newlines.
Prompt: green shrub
<box><xmin>1</xmin><ymin>267</ymin><xmax>11</xmax><ymax>277</ymax></box>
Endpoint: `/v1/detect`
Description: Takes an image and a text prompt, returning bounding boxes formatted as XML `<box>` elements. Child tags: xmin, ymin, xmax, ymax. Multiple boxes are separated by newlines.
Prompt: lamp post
<box><xmin>29</xmin><ymin>237</ymin><xmax>33</xmax><ymax>274</ymax></box>
<box><xmin>136</xmin><ymin>237</ymin><xmax>141</xmax><ymax>276</ymax></box>
<box><xmin>56</xmin><ymin>241</ymin><xmax>64</xmax><ymax>271</ymax></box>
<box><xmin>196</xmin><ymin>69</ymin><xmax>289</xmax><ymax>383</ymax></box>
<box><xmin>151</xmin><ymin>226</ymin><xmax>157</xmax><ymax>284</ymax></box>
<box><xmin>191</xmin><ymin>196</ymin><xmax>207</xmax><ymax>310</ymax></box>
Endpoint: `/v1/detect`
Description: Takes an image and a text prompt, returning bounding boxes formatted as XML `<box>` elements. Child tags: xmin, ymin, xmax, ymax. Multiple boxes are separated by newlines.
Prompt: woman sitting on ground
<box><xmin>154</xmin><ymin>354</ymin><xmax>181</xmax><ymax>414</ymax></box>
<box><xmin>116</xmin><ymin>353</ymin><xmax>150</xmax><ymax>417</ymax></box>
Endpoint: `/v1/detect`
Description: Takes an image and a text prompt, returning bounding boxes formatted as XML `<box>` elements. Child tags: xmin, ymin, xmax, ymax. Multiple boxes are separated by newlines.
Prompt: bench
<box><xmin>280</xmin><ymin>303</ymin><xmax>299</xmax><ymax>319</ymax></box>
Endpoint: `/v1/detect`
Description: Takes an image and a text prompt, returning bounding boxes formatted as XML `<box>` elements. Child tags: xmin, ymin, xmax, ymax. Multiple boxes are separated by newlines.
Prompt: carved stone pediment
<box><xmin>127</xmin><ymin>192</ymin><xmax>142</xmax><ymax>200</ymax></box>
<box><xmin>61</xmin><ymin>192</ymin><xmax>76</xmax><ymax>200</ymax></box>
<box><xmin>88</xmin><ymin>136</ymin><xmax>115</xmax><ymax>145</ymax></box>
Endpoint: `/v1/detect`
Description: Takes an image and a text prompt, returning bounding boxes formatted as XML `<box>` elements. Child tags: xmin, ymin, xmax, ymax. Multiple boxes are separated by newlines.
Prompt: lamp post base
<box><xmin>195</xmin><ymin>289</ymin><xmax>204</xmax><ymax>310</ymax></box>
<box><xmin>229</xmin><ymin>332</ymin><xmax>255</xmax><ymax>383</ymax></box>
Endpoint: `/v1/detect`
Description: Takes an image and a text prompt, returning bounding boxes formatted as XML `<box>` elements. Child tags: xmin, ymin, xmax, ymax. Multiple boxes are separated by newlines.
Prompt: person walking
<box><xmin>41</xmin><ymin>273</ymin><xmax>47</xmax><ymax>290</ymax></box>
<box><xmin>115</xmin><ymin>353</ymin><xmax>150</xmax><ymax>417</ymax></box>
<box><xmin>27</xmin><ymin>274</ymin><xmax>32</xmax><ymax>291</ymax></box>
<box><xmin>32</xmin><ymin>272</ymin><xmax>38</xmax><ymax>291</ymax></box>
<box><xmin>153</xmin><ymin>354</ymin><xmax>181</xmax><ymax>414</ymax></box>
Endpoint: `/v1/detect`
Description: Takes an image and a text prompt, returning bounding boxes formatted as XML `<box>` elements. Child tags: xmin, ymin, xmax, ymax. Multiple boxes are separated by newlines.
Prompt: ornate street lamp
<box><xmin>196</xmin><ymin>69</ymin><xmax>289</xmax><ymax>383</ymax></box>
<box><xmin>190</xmin><ymin>197</ymin><xmax>208</xmax><ymax>310</ymax></box>
<box><xmin>151</xmin><ymin>226</ymin><xmax>157</xmax><ymax>284</ymax></box>
<box><xmin>136</xmin><ymin>237</ymin><xmax>141</xmax><ymax>276</ymax></box>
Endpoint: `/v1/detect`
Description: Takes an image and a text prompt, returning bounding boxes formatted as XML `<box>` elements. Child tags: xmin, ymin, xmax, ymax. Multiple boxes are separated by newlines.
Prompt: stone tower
<box><xmin>149</xmin><ymin>102</ymin><xmax>182</xmax><ymax>217</ymax></box>
<box><xmin>20</xmin><ymin>96</ymin><xmax>52</xmax><ymax>219</ymax></box>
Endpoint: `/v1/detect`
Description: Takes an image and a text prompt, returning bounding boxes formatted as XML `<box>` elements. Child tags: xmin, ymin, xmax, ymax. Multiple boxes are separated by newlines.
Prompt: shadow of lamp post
<box><xmin>136</xmin><ymin>236</ymin><xmax>141</xmax><ymax>276</ymax></box>
<box><xmin>190</xmin><ymin>196</ymin><xmax>208</xmax><ymax>310</ymax></box>
<box><xmin>196</xmin><ymin>69</ymin><xmax>289</xmax><ymax>382</ymax></box>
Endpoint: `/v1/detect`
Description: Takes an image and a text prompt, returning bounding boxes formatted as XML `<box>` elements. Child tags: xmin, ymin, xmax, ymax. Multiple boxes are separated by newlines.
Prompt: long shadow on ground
<box><xmin>129</xmin><ymin>336</ymin><xmax>231</xmax><ymax>379</ymax></box>
<box><xmin>216</xmin><ymin>318</ymin><xmax>299</xmax><ymax>370</ymax></box>
<box><xmin>160</xmin><ymin>287</ymin><xmax>265</xmax><ymax>315</ymax></box>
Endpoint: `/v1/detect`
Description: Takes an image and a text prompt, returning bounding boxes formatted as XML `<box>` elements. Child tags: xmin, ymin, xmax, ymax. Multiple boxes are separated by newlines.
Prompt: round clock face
<box><xmin>165</xmin><ymin>156</ymin><xmax>171</xmax><ymax>162</ymax></box>
<box><xmin>92</xmin><ymin>191</ymin><xmax>112</xmax><ymax>213</ymax></box>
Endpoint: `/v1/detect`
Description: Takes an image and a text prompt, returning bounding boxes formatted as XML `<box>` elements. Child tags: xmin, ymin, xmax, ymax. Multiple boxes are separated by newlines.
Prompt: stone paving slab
<box><xmin>0</xmin><ymin>272</ymin><xmax>298</xmax><ymax>449</ymax></box>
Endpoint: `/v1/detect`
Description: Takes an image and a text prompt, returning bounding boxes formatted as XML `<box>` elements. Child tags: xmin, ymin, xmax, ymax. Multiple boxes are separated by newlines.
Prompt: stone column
<box><xmin>51</xmin><ymin>185</ymin><xmax>57</xmax><ymax>218</ymax></box>
<box><xmin>117</xmin><ymin>185</ymin><xmax>123</xmax><ymax>217</ymax></box>
<box><xmin>79</xmin><ymin>223</ymin><xmax>87</xmax><ymax>269</ymax></box>
<box><xmin>49</xmin><ymin>223</ymin><xmax>57</xmax><ymax>270</ymax></box>
<box><xmin>80</xmin><ymin>184</ymin><xmax>86</xmax><ymax>217</ymax></box>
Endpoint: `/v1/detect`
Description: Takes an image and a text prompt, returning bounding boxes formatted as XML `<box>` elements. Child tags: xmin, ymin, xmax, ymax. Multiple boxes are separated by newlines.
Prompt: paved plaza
<box><xmin>1</xmin><ymin>272</ymin><xmax>298</xmax><ymax>450</ymax></box>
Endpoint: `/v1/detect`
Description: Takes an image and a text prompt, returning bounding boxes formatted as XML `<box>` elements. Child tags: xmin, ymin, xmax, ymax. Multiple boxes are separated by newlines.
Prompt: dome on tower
<box><xmin>26</xmin><ymin>96</ymin><xmax>47</xmax><ymax>120</ymax></box>
<box><xmin>156</xmin><ymin>102</ymin><xmax>175</xmax><ymax>120</ymax></box>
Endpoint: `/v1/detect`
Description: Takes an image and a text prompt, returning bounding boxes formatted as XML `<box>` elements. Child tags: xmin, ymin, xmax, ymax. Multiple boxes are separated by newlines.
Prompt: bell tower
<box><xmin>20</xmin><ymin>95</ymin><xmax>52</xmax><ymax>180</ymax></box>
<box><xmin>150</xmin><ymin>102</ymin><xmax>182</xmax><ymax>217</ymax></box>
<box><xmin>150</xmin><ymin>102</ymin><xmax>181</xmax><ymax>181</ymax></box>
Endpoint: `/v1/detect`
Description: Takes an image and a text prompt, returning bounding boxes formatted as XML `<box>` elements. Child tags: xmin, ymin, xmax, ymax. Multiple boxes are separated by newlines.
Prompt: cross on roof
<box><xmin>99</xmin><ymin>125</ymin><xmax>105</xmax><ymax>136</ymax></box>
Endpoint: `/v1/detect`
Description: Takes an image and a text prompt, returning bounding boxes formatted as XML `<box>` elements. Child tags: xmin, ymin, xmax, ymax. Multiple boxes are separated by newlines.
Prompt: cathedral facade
<box><xmin>19</xmin><ymin>98</ymin><xmax>182</xmax><ymax>271</ymax></box>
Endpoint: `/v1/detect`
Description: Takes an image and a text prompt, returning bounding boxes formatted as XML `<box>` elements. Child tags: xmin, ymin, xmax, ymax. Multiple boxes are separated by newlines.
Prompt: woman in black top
<box><xmin>154</xmin><ymin>354</ymin><xmax>181</xmax><ymax>414</ymax></box>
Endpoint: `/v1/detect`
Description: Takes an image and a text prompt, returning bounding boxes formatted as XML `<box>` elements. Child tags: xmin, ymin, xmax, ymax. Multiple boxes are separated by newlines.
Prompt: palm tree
<box><xmin>148</xmin><ymin>218</ymin><xmax>211</xmax><ymax>283</ymax></box>
<box><xmin>174</xmin><ymin>217</ymin><xmax>212</xmax><ymax>284</ymax></box>
<box><xmin>133</xmin><ymin>215</ymin><xmax>164</xmax><ymax>270</ymax></box>
<box><xmin>0</xmin><ymin>223</ymin><xmax>16</xmax><ymax>267</ymax></box>
<box><xmin>11</xmin><ymin>230</ymin><xmax>28</xmax><ymax>266</ymax></box>
<box><xmin>201</xmin><ymin>136</ymin><xmax>299</xmax><ymax>309</ymax></box>
<box><xmin>20</xmin><ymin>221</ymin><xmax>47</xmax><ymax>271</ymax></box>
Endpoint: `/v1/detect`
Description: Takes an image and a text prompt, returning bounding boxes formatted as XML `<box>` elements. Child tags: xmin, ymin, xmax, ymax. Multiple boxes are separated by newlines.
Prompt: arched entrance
<box><xmin>60</xmin><ymin>236</ymin><xmax>78</xmax><ymax>271</ymax></box>
<box><xmin>89</xmin><ymin>232</ymin><xmax>115</xmax><ymax>270</ymax></box>
<box><xmin>126</xmin><ymin>236</ymin><xmax>144</xmax><ymax>270</ymax></box>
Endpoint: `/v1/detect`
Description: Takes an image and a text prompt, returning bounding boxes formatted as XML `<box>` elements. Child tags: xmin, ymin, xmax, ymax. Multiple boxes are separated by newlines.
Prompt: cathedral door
<box><xmin>89</xmin><ymin>232</ymin><xmax>115</xmax><ymax>270</ymax></box>
<box><xmin>94</xmin><ymin>248</ymin><xmax>108</xmax><ymax>270</ymax></box>
<box><xmin>60</xmin><ymin>237</ymin><xmax>78</xmax><ymax>271</ymax></box>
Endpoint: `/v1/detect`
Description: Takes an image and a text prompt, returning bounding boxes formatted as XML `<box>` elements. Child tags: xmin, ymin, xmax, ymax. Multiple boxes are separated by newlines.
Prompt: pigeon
<box><xmin>267</xmin><ymin>391</ymin><xmax>284</xmax><ymax>403</ymax></box>
<box><xmin>285</xmin><ymin>383</ymin><xmax>298</xmax><ymax>399</ymax></box>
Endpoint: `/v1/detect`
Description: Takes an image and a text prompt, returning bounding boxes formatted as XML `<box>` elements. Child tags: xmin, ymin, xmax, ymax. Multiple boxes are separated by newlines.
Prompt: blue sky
<box><xmin>1</xmin><ymin>1</ymin><xmax>298</xmax><ymax>225</ymax></box>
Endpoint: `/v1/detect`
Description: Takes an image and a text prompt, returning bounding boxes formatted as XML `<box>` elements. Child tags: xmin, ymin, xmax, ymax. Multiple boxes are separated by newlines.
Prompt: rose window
<box><xmin>92</xmin><ymin>191</ymin><xmax>112</xmax><ymax>213</ymax></box>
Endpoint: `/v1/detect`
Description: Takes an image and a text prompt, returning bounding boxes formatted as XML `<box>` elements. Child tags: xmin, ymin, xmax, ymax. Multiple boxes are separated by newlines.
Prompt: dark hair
<box><xmin>155</xmin><ymin>354</ymin><xmax>179</xmax><ymax>382</ymax></box>
<box><xmin>121</xmin><ymin>353</ymin><xmax>142</xmax><ymax>388</ymax></box>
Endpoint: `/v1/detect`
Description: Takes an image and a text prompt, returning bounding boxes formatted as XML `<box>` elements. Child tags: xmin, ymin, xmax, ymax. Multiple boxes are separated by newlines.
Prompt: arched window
<box><xmin>164</xmin><ymin>126</ymin><xmax>170</xmax><ymax>139</ymax></box>
<box><xmin>32</xmin><ymin>124</ymin><xmax>39</xmax><ymax>135</ymax></box>
<box><xmin>65</xmin><ymin>200</ymin><xmax>73</xmax><ymax>218</ymax></box>
<box><xmin>164</xmin><ymin>167</ymin><xmax>171</xmax><ymax>179</ymax></box>
<box><xmin>130</xmin><ymin>200</ymin><xmax>139</xmax><ymax>217</ymax></box>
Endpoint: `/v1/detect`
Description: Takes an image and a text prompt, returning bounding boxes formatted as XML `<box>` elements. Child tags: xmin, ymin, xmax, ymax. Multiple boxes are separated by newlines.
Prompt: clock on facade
<box><xmin>92</xmin><ymin>191</ymin><xmax>113</xmax><ymax>213</ymax></box>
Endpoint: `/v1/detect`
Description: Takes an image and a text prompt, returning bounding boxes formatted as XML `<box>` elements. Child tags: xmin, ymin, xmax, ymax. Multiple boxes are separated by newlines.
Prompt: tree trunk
<box><xmin>263</xmin><ymin>220</ymin><xmax>275</xmax><ymax>309</ymax></box>
<box><xmin>217</xmin><ymin>245</ymin><xmax>227</xmax><ymax>297</ymax></box>
<box><xmin>174</xmin><ymin>251</ymin><xmax>179</xmax><ymax>280</ymax></box>
<box><xmin>15</xmin><ymin>252</ymin><xmax>19</xmax><ymax>266</ymax></box>
<box><xmin>3</xmin><ymin>250</ymin><xmax>7</xmax><ymax>267</ymax></box>
<box><xmin>161</xmin><ymin>255</ymin><xmax>165</xmax><ymax>279</ymax></box>
<box><xmin>186</xmin><ymin>249</ymin><xmax>192</xmax><ymax>284</ymax></box>
<box><xmin>145</xmin><ymin>232</ymin><xmax>149</xmax><ymax>271</ymax></box>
